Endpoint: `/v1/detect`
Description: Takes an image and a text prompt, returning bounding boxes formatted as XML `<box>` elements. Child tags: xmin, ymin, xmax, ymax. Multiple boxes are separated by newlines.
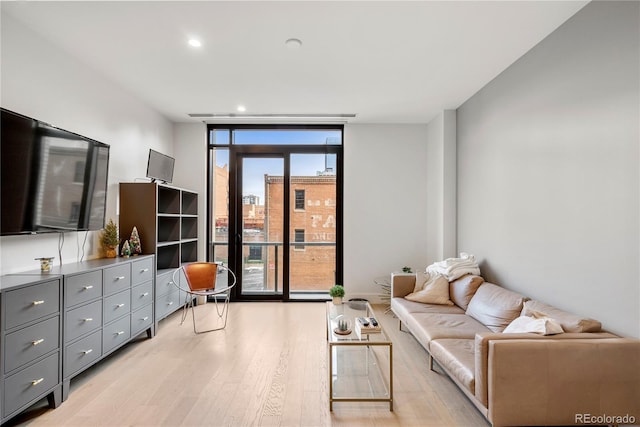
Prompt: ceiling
<box><xmin>2</xmin><ymin>1</ymin><xmax>588</xmax><ymax>124</ymax></box>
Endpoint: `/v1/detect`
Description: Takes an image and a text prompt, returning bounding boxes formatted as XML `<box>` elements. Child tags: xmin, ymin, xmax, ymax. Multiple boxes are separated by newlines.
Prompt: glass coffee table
<box><xmin>326</xmin><ymin>301</ymin><xmax>393</xmax><ymax>411</ymax></box>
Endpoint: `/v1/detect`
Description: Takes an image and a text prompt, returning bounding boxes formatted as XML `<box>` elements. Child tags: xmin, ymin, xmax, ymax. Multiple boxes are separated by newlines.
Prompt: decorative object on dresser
<box><xmin>35</xmin><ymin>257</ymin><xmax>55</xmax><ymax>272</ymax></box>
<box><xmin>129</xmin><ymin>226</ymin><xmax>142</xmax><ymax>255</ymax></box>
<box><xmin>101</xmin><ymin>219</ymin><xmax>119</xmax><ymax>258</ymax></box>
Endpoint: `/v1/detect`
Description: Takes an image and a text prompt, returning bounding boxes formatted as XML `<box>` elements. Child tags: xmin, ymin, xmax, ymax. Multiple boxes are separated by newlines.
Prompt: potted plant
<box><xmin>329</xmin><ymin>284</ymin><xmax>345</xmax><ymax>305</ymax></box>
<box><xmin>101</xmin><ymin>219</ymin><xmax>119</xmax><ymax>258</ymax></box>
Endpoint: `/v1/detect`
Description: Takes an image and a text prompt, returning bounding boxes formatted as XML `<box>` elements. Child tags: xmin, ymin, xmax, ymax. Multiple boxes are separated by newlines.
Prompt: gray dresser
<box><xmin>0</xmin><ymin>275</ymin><xmax>63</xmax><ymax>424</ymax></box>
<box><xmin>0</xmin><ymin>255</ymin><xmax>155</xmax><ymax>424</ymax></box>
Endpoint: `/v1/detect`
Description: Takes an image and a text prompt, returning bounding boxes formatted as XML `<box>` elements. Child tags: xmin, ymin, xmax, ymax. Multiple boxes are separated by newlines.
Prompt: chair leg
<box><xmin>191</xmin><ymin>294</ymin><xmax>231</xmax><ymax>334</ymax></box>
<box><xmin>180</xmin><ymin>292</ymin><xmax>190</xmax><ymax>325</ymax></box>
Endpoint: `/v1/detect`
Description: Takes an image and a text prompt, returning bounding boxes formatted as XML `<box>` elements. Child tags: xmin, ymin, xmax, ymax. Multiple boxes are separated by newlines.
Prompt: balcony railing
<box><xmin>210</xmin><ymin>241</ymin><xmax>336</xmax><ymax>294</ymax></box>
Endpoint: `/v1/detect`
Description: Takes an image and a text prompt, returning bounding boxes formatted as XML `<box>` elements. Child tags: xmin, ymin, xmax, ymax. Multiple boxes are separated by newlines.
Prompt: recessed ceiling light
<box><xmin>188</xmin><ymin>39</ymin><xmax>202</xmax><ymax>48</ymax></box>
<box><xmin>237</xmin><ymin>105</ymin><xmax>246</xmax><ymax>112</ymax></box>
<box><xmin>285</xmin><ymin>38</ymin><xmax>302</xmax><ymax>49</ymax></box>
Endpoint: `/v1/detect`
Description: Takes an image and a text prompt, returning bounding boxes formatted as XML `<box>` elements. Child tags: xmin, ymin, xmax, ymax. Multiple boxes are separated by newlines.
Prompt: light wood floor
<box><xmin>9</xmin><ymin>302</ymin><xmax>489</xmax><ymax>427</ymax></box>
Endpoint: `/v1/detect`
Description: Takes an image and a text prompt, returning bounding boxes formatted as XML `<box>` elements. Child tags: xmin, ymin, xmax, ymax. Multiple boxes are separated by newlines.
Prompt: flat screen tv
<box><xmin>146</xmin><ymin>149</ymin><xmax>174</xmax><ymax>184</ymax></box>
<box><xmin>1</xmin><ymin>108</ymin><xmax>110</xmax><ymax>236</ymax></box>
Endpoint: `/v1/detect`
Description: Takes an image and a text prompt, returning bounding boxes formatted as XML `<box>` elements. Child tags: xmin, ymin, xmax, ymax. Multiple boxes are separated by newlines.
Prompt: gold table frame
<box><xmin>326</xmin><ymin>301</ymin><xmax>393</xmax><ymax>411</ymax></box>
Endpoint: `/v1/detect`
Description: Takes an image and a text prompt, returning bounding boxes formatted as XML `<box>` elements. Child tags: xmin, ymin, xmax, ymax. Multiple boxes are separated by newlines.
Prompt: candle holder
<box><xmin>35</xmin><ymin>257</ymin><xmax>55</xmax><ymax>272</ymax></box>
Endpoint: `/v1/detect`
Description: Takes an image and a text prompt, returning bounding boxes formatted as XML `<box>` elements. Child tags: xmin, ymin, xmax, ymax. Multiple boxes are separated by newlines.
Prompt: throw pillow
<box><xmin>449</xmin><ymin>274</ymin><xmax>484</xmax><ymax>310</ymax></box>
<box><xmin>521</xmin><ymin>300</ymin><xmax>601</xmax><ymax>333</ymax></box>
<box><xmin>503</xmin><ymin>315</ymin><xmax>564</xmax><ymax>335</ymax></box>
<box><xmin>405</xmin><ymin>274</ymin><xmax>454</xmax><ymax>305</ymax></box>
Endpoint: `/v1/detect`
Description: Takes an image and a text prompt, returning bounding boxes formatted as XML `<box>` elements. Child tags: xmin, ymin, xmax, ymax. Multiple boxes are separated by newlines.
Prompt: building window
<box><xmin>294</xmin><ymin>229</ymin><xmax>305</xmax><ymax>250</ymax></box>
<box><xmin>248</xmin><ymin>245</ymin><xmax>262</xmax><ymax>261</ymax></box>
<box><xmin>73</xmin><ymin>161</ymin><xmax>84</xmax><ymax>183</ymax></box>
<box><xmin>294</xmin><ymin>189</ymin><xmax>305</xmax><ymax>210</ymax></box>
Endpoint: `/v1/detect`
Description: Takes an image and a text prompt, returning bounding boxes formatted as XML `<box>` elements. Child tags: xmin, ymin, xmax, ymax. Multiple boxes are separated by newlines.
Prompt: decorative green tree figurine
<box><xmin>129</xmin><ymin>226</ymin><xmax>142</xmax><ymax>255</ymax></box>
<box><xmin>121</xmin><ymin>240</ymin><xmax>131</xmax><ymax>257</ymax></box>
<box><xmin>101</xmin><ymin>219</ymin><xmax>119</xmax><ymax>258</ymax></box>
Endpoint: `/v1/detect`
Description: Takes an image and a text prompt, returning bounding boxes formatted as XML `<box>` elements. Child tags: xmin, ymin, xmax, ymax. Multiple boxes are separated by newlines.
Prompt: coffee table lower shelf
<box><xmin>328</xmin><ymin>342</ymin><xmax>393</xmax><ymax>411</ymax></box>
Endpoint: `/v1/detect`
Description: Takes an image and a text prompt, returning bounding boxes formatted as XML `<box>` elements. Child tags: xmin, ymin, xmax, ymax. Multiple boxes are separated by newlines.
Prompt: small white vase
<box><xmin>332</xmin><ymin>296</ymin><xmax>343</xmax><ymax>305</ymax></box>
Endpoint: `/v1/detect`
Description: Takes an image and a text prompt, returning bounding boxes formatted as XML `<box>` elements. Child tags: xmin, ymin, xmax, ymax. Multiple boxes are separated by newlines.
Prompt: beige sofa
<box><xmin>391</xmin><ymin>273</ymin><xmax>640</xmax><ymax>427</ymax></box>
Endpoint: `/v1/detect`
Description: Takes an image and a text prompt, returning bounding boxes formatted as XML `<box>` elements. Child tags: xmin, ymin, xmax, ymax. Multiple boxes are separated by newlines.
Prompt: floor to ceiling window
<box><xmin>208</xmin><ymin>125</ymin><xmax>343</xmax><ymax>301</ymax></box>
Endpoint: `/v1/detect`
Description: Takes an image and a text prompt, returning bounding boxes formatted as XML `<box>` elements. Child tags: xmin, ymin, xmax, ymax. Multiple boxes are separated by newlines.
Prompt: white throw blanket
<box><xmin>425</xmin><ymin>252</ymin><xmax>480</xmax><ymax>281</ymax></box>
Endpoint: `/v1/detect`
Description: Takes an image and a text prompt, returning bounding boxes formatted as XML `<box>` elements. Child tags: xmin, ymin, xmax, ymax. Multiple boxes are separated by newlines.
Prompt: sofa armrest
<box><xmin>391</xmin><ymin>272</ymin><xmax>416</xmax><ymax>298</ymax></box>
<box><xmin>480</xmin><ymin>337</ymin><xmax>640</xmax><ymax>427</ymax></box>
<box><xmin>474</xmin><ymin>331</ymin><xmax>618</xmax><ymax>408</ymax></box>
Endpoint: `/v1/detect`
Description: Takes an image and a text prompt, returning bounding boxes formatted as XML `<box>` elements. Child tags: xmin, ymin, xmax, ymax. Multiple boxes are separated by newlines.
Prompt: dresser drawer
<box><xmin>3</xmin><ymin>352</ymin><xmax>59</xmax><ymax>418</ymax></box>
<box><xmin>4</xmin><ymin>280</ymin><xmax>60</xmax><ymax>330</ymax></box>
<box><xmin>131</xmin><ymin>257</ymin><xmax>153</xmax><ymax>285</ymax></box>
<box><xmin>131</xmin><ymin>304</ymin><xmax>153</xmax><ymax>336</ymax></box>
<box><xmin>103</xmin><ymin>264</ymin><xmax>131</xmax><ymax>296</ymax></box>
<box><xmin>103</xmin><ymin>315</ymin><xmax>130</xmax><ymax>354</ymax></box>
<box><xmin>155</xmin><ymin>271</ymin><xmax>177</xmax><ymax>297</ymax></box>
<box><xmin>131</xmin><ymin>280</ymin><xmax>153</xmax><ymax>311</ymax></box>
<box><xmin>155</xmin><ymin>288</ymin><xmax>183</xmax><ymax>321</ymax></box>
<box><xmin>65</xmin><ymin>300</ymin><xmax>102</xmax><ymax>343</ymax></box>
<box><xmin>103</xmin><ymin>289</ymin><xmax>131</xmax><ymax>324</ymax></box>
<box><xmin>64</xmin><ymin>330</ymin><xmax>101</xmax><ymax>379</ymax></box>
<box><xmin>65</xmin><ymin>270</ymin><xmax>102</xmax><ymax>308</ymax></box>
<box><xmin>4</xmin><ymin>316</ymin><xmax>60</xmax><ymax>374</ymax></box>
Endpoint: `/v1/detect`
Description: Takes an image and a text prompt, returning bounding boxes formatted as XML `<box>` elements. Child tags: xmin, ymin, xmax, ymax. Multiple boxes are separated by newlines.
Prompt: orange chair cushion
<box><xmin>183</xmin><ymin>263</ymin><xmax>217</xmax><ymax>291</ymax></box>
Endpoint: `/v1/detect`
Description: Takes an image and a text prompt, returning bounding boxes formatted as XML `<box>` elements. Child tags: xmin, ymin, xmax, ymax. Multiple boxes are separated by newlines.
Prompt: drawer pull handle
<box><xmin>116</xmin><ymin>331</ymin><xmax>125</xmax><ymax>335</ymax></box>
<box><xmin>32</xmin><ymin>338</ymin><xmax>45</xmax><ymax>346</ymax></box>
<box><xmin>32</xmin><ymin>300</ymin><xmax>45</xmax><ymax>306</ymax></box>
<box><xmin>169</xmin><ymin>281</ymin><xmax>174</xmax><ymax>285</ymax></box>
<box><xmin>84</xmin><ymin>318</ymin><xmax>93</xmax><ymax>322</ymax></box>
<box><xmin>116</xmin><ymin>303</ymin><xmax>125</xmax><ymax>308</ymax></box>
<box><xmin>83</xmin><ymin>349</ymin><xmax>93</xmax><ymax>355</ymax></box>
<box><xmin>83</xmin><ymin>285</ymin><xmax>94</xmax><ymax>290</ymax></box>
<box><xmin>168</xmin><ymin>301</ymin><xmax>174</xmax><ymax>306</ymax></box>
<box><xmin>142</xmin><ymin>316</ymin><xmax>149</xmax><ymax>321</ymax></box>
<box><xmin>141</xmin><ymin>268</ymin><xmax>149</xmax><ymax>273</ymax></box>
<box><xmin>115</xmin><ymin>276</ymin><xmax>125</xmax><ymax>281</ymax></box>
<box><xmin>142</xmin><ymin>292</ymin><xmax>149</xmax><ymax>297</ymax></box>
<box><xmin>31</xmin><ymin>378</ymin><xmax>44</xmax><ymax>386</ymax></box>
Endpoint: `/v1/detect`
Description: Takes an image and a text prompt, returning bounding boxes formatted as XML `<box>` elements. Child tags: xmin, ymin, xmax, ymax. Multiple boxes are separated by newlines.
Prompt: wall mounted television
<box><xmin>1</xmin><ymin>108</ymin><xmax>110</xmax><ymax>236</ymax></box>
<box><xmin>146</xmin><ymin>149</ymin><xmax>174</xmax><ymax>184</ymax></box>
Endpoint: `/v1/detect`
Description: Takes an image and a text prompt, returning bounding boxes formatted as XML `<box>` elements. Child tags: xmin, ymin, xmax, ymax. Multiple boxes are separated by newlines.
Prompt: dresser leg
<box><xmin>146</xmin><ymin>325</ymin><xmax>156</xmax><ymax>338</ymax></box>
<box><xmin>62</xmin><ymin>380</ymin><xmax>71</xmax><ymax>401</ymax></box>
<box><xmin>48</xmin><ymin>385</ymin><xmax>63</xmax><ymax>408</ymax></box>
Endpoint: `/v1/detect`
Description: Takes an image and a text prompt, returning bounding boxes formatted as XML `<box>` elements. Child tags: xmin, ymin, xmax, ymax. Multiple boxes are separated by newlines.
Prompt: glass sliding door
<box><xmin>237</xmin><ymin>156</ymin><xmax>284</xmax><ymax>297</ymax></box>
<box><xmin>289</xmin><ymin>153</ymin><xmax>337</xmax><ymax>298</ymax></box>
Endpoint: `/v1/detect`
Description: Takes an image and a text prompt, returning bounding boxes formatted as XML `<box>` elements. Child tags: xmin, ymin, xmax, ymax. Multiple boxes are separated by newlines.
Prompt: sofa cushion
<box><xmin>521</xmin><ymin>300</ymin><xmax>601</xmax><ymax>333</ymax></box>
<box><xmin>465</xmin><ymin>283</ymin><xmax>526</xmax><ymax>332</ymax></box>
<box><xmin>405</xmin><ymin>274</ymin><xmax>453</xmax><ymax>305</ymax></box>
<box><xmin>430</xmin><ymin>339</ymin><xmax>475</xmax><ymax>393</ymax></box>
<box><xmin>404</xmin><ymin>313</ymin><xmax>490</xmax><ymax>350</ymax></box>
<box><xmin>392</xmin><ymin>297</ymin><xmax>465</xmax><ymax>317</ymax></box>
<box><xmin>449</xmin><ymin>274</ymin><xmax>484</xmax><ymax>310</ymax></box>
<box><xmin>503</xmin><ymin>315</ymin><xmax>564</xmax><ymax>335</ymax></box>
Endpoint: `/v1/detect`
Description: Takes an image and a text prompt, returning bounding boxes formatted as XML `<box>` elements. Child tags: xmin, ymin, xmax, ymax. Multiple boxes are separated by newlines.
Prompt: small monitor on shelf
<box><xmin>146</xmin><ymin>149</ymin><xmax>175</xmax><ymax>184</ymax></box>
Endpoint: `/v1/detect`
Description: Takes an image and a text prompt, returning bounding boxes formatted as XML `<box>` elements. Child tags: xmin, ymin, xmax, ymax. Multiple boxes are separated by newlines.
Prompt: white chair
<box><xmin>171</xmin><ymin>262</ymin><xmax>236</xmax><ymax>334</ymax></box>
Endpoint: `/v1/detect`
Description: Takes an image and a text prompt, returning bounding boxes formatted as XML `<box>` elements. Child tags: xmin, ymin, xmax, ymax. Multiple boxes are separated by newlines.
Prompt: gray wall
<box><xmin>457</xmin><ymin>1</ymin><xmax>639</xmax><ymax>337</ymax></box>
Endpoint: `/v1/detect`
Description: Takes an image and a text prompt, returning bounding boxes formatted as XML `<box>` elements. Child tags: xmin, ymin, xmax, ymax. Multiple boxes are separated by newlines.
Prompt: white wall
<box><xmin>425</xmin><ymin>110</ymin><xmax>457</xmax><ymax>263</ymax></box>
<box><xmin>0</xmin><ymin>13</ymin><xmax>173</xmax><ymax>275</ymax></box>
<box><xmin>343</xmin><ymin>124</ymin><xmax>429</xmax><ymax>301</ymax></box>
<box><xmin>457</xmin><ymin>1</ymin><xmax>639</xmax><ymax>337</ymax></box>
<box><xmin>173</xmin><ymin>123</ymin><xmax>208</xmax><ymax>262</ymax></box>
